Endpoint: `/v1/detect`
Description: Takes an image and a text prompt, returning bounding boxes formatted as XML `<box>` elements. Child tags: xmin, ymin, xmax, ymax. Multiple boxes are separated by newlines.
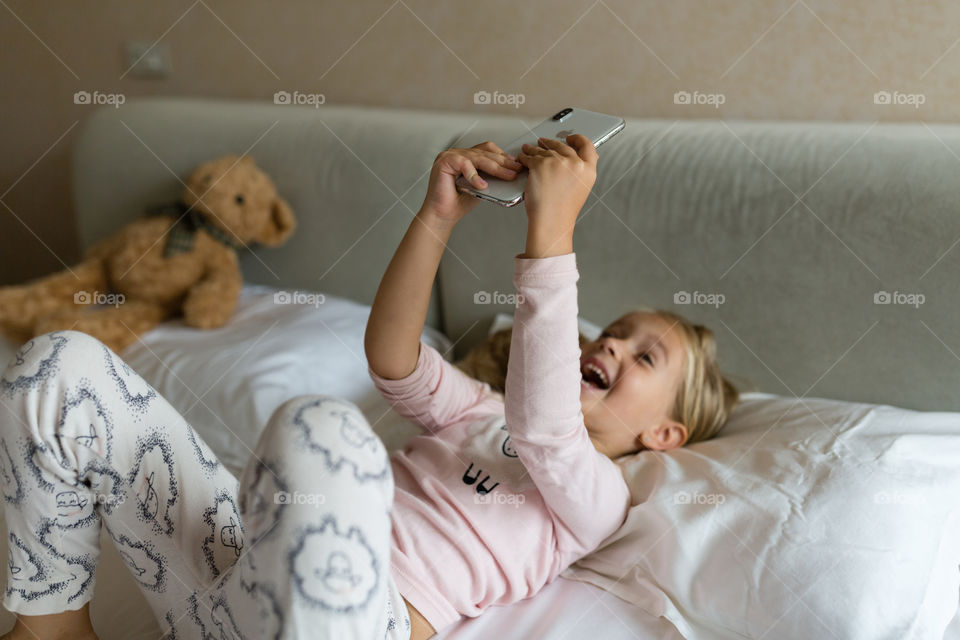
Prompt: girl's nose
<box><xmin>602</xmin><ymin>338</ymin><xmax>620</xmax><ymax>360</ymax></box>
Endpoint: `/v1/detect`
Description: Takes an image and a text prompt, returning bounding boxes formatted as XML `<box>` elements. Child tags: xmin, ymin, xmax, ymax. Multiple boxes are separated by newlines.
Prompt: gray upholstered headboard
<box><xmin>72</xmin><ymin>98</ymin><xmax>478</xmax><ymax>331</ymax></box>
<box><xmin>73</xmin><ymin>99</ymin><xmax>960</xmax><ymax>412</ymax></box>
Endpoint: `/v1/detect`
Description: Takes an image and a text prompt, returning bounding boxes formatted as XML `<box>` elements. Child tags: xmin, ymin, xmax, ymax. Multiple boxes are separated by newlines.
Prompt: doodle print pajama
<box><xmin>0</xmin><ymin>330</ymin><xmax>411</xmax><ymax>640</ymax></box>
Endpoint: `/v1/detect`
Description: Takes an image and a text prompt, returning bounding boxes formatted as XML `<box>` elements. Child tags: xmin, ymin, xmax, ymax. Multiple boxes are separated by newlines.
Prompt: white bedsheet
<box><xmin>0</xmin><ymin>323</ymin><xmax>684</xmax><ymax>639</ymax></box>
<box><xmin>3</xmin><ymin>302</ymin><xmax>959</xmax><ymax>639</ymax></box>
<box><xmin>435</xmin><ymin>576</ymin><xmax>682</xmax><ymax>640</ymax></box>
<box><xmin>0</xmin><ymin>510</ymin><xmax>684</xmax><ymax>639</ymax></box>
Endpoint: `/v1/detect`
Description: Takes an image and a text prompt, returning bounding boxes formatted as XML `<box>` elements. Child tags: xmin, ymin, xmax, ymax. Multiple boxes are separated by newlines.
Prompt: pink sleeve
<box><xmin>504</xmin><ymin>252</ymin><xmax>631</xmax><ymax>555</ymax></box>
<box><xmin>368</xmin><ymin>340</ymin><xmax>501</xmax><ymax>434</ymax></box>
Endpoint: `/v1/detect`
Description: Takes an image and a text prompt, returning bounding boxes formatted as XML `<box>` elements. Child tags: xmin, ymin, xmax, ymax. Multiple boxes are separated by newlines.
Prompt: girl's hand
<box><xmin>420</xmin><ymin>141</ymin><xmax>524</xmax><ymax>225</ymax></box>
<box><xmin>517</xmin><ymin>134</ymin><xmax>598</xmax><ymax>257</ymax></box>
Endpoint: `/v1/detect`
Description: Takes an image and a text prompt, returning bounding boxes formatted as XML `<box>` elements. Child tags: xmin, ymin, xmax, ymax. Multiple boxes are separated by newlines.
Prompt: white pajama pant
<box><xmin>0</xmin><ymin>330</ymin><xmax>411</xmax><ymax>640</ymax></box>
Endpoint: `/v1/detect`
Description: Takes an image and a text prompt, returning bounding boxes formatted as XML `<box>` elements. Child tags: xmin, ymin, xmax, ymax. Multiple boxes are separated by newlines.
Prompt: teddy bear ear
<box><xmin>258</xmin><ymin>196</ymin><xmax>296</xmax><ymax>246</ymax></box>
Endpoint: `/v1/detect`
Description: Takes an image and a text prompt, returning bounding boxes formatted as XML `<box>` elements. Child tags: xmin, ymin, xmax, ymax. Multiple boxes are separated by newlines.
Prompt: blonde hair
<box><xmin>454</xmin><ymin>309</ymin><xmax>739</xmax><ymax>446</ymax></box>
<box><xmin>633</xmin><ymin>308</ymin><xmax>740</xmax><ymax>445</ymax></box>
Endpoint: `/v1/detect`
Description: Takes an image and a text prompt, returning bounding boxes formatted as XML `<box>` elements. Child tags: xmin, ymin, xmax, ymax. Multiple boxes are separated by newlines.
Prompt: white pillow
<box><xmin>0</xmin><ymin>285</ymin><xmax>450</xmax><ymax>476</ymax></box>
<box><xmin>563</xmin><ymin>392</ymin><xmax>960</xmax><ymax>639</ymax></box>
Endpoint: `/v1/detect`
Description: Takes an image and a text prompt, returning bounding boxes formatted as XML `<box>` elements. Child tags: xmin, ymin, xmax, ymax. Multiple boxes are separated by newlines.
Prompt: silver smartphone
<box><xmin>455</xmin><ymin>107</ymin><xmax>625</xmax><ymax>207</ymax></box>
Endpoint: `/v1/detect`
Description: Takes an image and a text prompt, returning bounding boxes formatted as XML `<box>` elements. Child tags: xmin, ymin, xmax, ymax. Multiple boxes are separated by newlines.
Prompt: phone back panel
<box><xmin>455</xmin><ymin>108</ymin><xmax>625</xmax><ymax>206</ymax></box>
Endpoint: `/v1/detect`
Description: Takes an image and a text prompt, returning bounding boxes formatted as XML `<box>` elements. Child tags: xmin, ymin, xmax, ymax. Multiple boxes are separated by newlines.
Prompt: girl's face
<box><xmin>579</xmin><ymin>312</ymin><xmax>689</xmax><ymax>458</ymax></box>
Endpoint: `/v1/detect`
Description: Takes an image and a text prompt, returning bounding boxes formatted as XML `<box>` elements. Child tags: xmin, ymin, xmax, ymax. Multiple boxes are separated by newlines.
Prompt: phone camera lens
<box><xmin>552</xmin><ymin>108</ymin><xmax>573</xmax><ymax>121</ymax></box>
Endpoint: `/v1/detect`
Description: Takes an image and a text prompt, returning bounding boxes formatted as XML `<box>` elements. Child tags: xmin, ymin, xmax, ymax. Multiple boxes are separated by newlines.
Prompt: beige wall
<box><xmin>2</xmin><ymin>0</ymin><xmax>958</xmax><ymax>284</ymax></box>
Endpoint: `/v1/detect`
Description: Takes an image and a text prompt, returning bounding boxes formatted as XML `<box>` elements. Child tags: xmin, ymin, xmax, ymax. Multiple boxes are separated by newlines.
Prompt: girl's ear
<box><xmin>258</xmin><ymin>197</ymin><xmax>296</xmax><ymax>246</ymax></box>
<box><xmin>669</xmin><ymin>422</ymin><xmax>689</xmax><ymax>448</ymax></box>
<box><xmin>643</xmin><ymin>421</ymin><xmax>688</xmax><ymax>451</ymax></box>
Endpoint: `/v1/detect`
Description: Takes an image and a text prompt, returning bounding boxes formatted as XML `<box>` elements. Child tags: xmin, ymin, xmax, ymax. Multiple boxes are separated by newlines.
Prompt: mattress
<box><xmin>0</xmin><ymin>306</ymin><xmax>684</xmax><ymax>639</ymax></box>
<box><xmin>0</xmin><ymin>490</ymin><xmax>683</xmax><ymax>639</ymax></box>
<box><xmin>0</xmin><ymin>539</ymin><xmax>685</xmax><ymax>639</ymax></box>
<box><xmin>0</xmin><ymin>522</ymin><xmax>954</xmax><ymax>639</ymax></box>
<box><xmin>2</xmin><ymin>293</ymin><xmax>958</xmax><ymax>639</ymax></box>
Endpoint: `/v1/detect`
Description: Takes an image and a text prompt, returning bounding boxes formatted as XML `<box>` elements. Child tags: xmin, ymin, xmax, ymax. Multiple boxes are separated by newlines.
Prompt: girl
<box><xmin>0</xmin><ymin>135</ymin><xmax>736</xmax><ymax>640</ymax></box>
<box><xmin>364</xmin><ymin>134</ymin><xmax>738</xmax><ymax>639</ymax></box>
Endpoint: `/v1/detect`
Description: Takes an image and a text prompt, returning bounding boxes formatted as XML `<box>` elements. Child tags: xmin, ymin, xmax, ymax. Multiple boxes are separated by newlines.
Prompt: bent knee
<box><xmin>2</xmin><ymin>331</ymin><xmax>107</xmax><ymax>398</ymax></box>
<box><xmin>263</xmin><ymin>395</ymin><xmax>389</xmax><ymax>470</ymax></box>
<box><xmin>50</xmin><ymin>329</ymin><xmax>108</xmax><ymax>360</ymax></box>
<box><xmin>268</xmin><ymin>394</ymin><xmax>367</xmax><ymax>430</ymax></box>
<box><xmin>22</xmin><ymin>330</ymin><xmax>104</xmax><ymax>368</ymax></box>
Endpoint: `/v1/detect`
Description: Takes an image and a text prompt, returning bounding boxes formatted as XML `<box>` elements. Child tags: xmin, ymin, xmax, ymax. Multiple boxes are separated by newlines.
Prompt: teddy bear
<box><xmin>0</xmin><ymin>154</ymin><xmax>296</xmax><ymax>354</ymax></box>
<box><xmin>454</xmin><ymin>327</ymin><xmax>589</xmax><ymax>394</ymax></box>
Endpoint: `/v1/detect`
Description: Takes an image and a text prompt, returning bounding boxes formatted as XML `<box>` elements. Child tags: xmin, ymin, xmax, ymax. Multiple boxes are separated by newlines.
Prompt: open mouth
<box><xmin>580</xmin><ymin>358</ymin><xmax>611</xmax><ymax>391</ymax></box>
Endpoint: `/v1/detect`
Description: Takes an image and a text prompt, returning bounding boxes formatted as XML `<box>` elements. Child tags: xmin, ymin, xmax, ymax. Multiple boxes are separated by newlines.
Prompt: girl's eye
<box><xmin>637</xmin><ymin>352</ymin><xmax>653</xmax><ymax>365</ymax></box>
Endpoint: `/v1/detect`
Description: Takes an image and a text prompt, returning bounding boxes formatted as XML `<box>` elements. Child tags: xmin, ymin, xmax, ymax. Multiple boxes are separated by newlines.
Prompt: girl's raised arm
<box><xmin>364</xmin><ymin>142</ymin><xmax>522</xmax><ymax>380</ymax></box>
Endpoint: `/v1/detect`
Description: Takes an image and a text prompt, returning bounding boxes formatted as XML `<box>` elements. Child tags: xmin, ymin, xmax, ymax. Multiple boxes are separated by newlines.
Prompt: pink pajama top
<box><xmin>368</xmin><ymin>252</ymin><xmax>631</xmax><ymax>632</ymax></box>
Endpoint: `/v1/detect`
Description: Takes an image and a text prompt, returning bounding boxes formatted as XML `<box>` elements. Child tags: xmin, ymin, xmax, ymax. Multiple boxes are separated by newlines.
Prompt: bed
<box><xmin>0</xmin><ymin>288</ymin><xmax>685</xmax><ymax>640</ymax></box>
<box><xmin>2</xmin><ymin>98</ymin><xmax>959</xmax><ymax>639</ymax></box>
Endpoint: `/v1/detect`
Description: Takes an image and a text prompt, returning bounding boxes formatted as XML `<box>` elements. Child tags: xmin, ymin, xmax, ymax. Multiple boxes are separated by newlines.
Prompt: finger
<box><xmin>565</xmin><ymin>134</ymin><xmax>599</xmax><ymax>165</ymax></box>
<box><xmin>472</xmin><ymin>140</ymin><xmax>513</xmax><ymax>159</ymax></box>
<box><xmin>536</xmin><ymin>136</ymin><xmax>577</xmax><ymax>158</ymax></box>
<box><xmin>472</xmin><ymin>154</ymin><xmax>520</xmax><ymax>180</ymax></box>
<box><xmin>517</xmin><ymin>144</ymin><xmax>553</xmax><ymax>163</ymax></box>
<box><xmin>471</xmin><ymin>141</ymin><xmax>521</xmax><ymax>169</ymax></box>
<box><xmin>451</xmin><ymin>156</ymin><xmax>487</xmax><ymax>188</ymax></box>
<box><xmin>516</xmin><ymin>149</ymin><xmax>540</xmax><ymax>166</ymax></box>
<box><xmin>516</xmin><ymin>149</ymin><xmax>547</xmax><ymax>170</ymax></box>
<box><xmin>520</xmin><ymin>142</ymin><xmax>551</xmax><ymax>156</ymax></box>
<box><xmin>472</xmin><ymin>148</ymin><xmax>523</xmax><ymax>171</ymax></box>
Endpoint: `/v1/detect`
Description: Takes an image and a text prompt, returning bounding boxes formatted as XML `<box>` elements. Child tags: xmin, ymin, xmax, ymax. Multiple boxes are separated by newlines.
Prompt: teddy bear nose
<box><xmin>234</xmin><ymin>194</ymin><xmax>245</xmax><ymax>205</ymax></box>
